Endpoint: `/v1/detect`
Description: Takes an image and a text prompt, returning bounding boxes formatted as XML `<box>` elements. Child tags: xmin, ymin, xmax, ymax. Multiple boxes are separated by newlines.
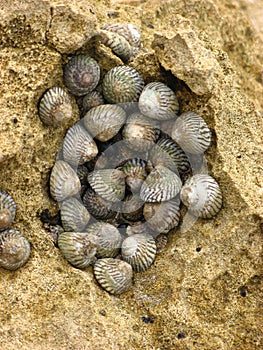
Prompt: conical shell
<box><xmin>120</xmin><ymin>158</ymin><xmax>148</xmax><ymax>193</ymax></box>
<box><xmin>0</xmin><ymin>229</ymin><xmax>30</xmax><ymax>270</ymax></box>
<box><xmin>50</xmin><ymin>160</ymin><xmax>81</xmax><ymax>202</ymax></box>
<box><xmin>60</xmin><ymin>198</ymin><xmax>90</xmax><ymax>232</ymax></box>
<box><xmin>82</xmin><ymin>90</ymin><xmax>105</xmax><ymax>113</ymax></box>
<box><xmin>101</xmin><ymin>23</ymin><xmax>141</xmax><ymax>47</ymax></box>
<box><xmin>63</xmin><ymin>55</ymin><xmax>100</xmax><ymax>96</ymax></box>
<box><xmin>121</xmin><ymin>233</ymin><xmax>156</xmax><ymax>272</ymax></box>
<box><xmin>0</xmin><ymin>190</ymin><xmax>16</xmax><ymax>231</ymax></box>
<box><xmin>180</xmin><ymin>174</ymin><xmax>222</xmax><ymax>218</ymax></box>
<box><xmin>139</xmin><ymin>82</ymin><xmax>179</xmax><ymax>120</ymax></box>
<box><xmin>93</xmin><ymin>258</ymin><xmax>133</xmax><ymax>294</ymax></box>
<box><xmin>140</xmin><ymin>165</ymin><xmax>182</xmax><ymax>202</ymax></box>
<box><xmin>62</xmin><ymin>124</ymin><xmax>98</xmax><ymax>166</ymax></box>
<box><xmin>83</xmin><ymin>104</ymin><xmax>126</xmax><ymax>142</ymax></box>
<box><xmin>171</xmin><ymin>112</ymin><xmax>211</xmax><ymax>154</ymax></box>
<box><xmin>122</xmin><ymin>194</ymin><xmax>144</xmax><ymax>222</ymax></box>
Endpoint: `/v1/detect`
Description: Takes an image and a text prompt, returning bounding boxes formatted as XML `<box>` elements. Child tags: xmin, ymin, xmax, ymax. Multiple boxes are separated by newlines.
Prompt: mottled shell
<box><xmin>88</xmin><ymin>169</ymin><xmax>125</xmax><ymax>202</ymax></box>
<box><xmin>102</xmin><ymin>66</ymin><xmax>144</xmax><ymax>104</ymax></box>
<box><xmin>63</xmin><ymin>55</ymin><xmax>100</xmax><ymax>96</ymax></box>
<box><xmin>60</xmin><ymin>198</ymin><xmax>90</xmax><ymax>232</ymax></box>
<box><xmin>180</xmin><ymin>174</ymin><xmax>222</xmax><ymax>218</ymax></box>
<box><xmin>126</xmin><ymin>222</ymin><xmax>153</xmax><ymax>237</ymax></box>
<box><xmin>143</xmin><ymin>196</ymin><xmax>180</xmax><ymax>234</ymax></box>
<box><xmin>138</xmin><ymin>82</ymin><xmax>179</xmax><ymax>120</ymax></box>
<box><xmin>121</xmin><ymin>233</ymin><xmax>156</xmax><ymax>272</ymax></box>
<box><xmin>122</xmin><ymin>194</ymin><xmax>144</xmax><ymax>222</ymax></box>
<box><xmin>82</xmin><ymin>90</ymin><xmax>105</xmax><ymax>113</ymax></box>
<box><xmin>50</xmin><ymin>160</ymin><xmax>81</xmax><ymax>202</ymax></box>
<box><xmin>0</xmin><ymin>229</ymin><xmax>30</xmax><ymax>270</ymax></box>
<box><xmin>58</xmin><ymin>231</ymin><xmax>97</xmax><ymax>268</ymax></box>
<box><xmin>140</xmin><ymin>165</ymin><xmax>182</xmax><ymax>202</ymax></box>
<box><xmin>38</xmin><ymin>87</ymin><xmax>73</xmax><ymax>127</ymax></box>
<box><xmin>171</xmin><ymin>112</ymin><xmax>211</xmax><ymax>154</ymax></box>
<box><xmin>120</xmin><ymin>158</ymin><xmax>148</xmax><ymax>193</ymax></box>
<box><xmin>122</xmin><ymin>112</ymin><xmax>160</xmax><ymax>152</ymax></box>
<box><xmin>62</xmin><ymin>124</ymin><xmax>98</xmax><ymax>166</ymax></box>
<box><xmin>82</xmin><ymin>189</ymin><xmax>117</xmax><ymax>221</ymax></box>
<box><xmin>0</xmin><ymin>191</ymin><xmax>16</xmax><ymax>231</ymax></box>
<box><xmin>83</xmin><ymin>104</ymin><xmax>126</xmax><ymax>142</ymax></box>
<box><xmin>101</xmin><ymin>23</ymin><xmax>141</xmax><ymax>47</ymax></box>
<box><xmin>93</xmin><ymin>258</ymin><xmax>133</xmax><ymax>294</ymax></box>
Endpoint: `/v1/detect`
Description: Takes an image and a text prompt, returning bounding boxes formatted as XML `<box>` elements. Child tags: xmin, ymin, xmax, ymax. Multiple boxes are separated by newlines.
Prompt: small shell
<box><xmin>122</xmin><ymin>194</ymin><xmax>144</xmax><ymax>222</ymax></box>
<box><xmin>83</xmin><ymin>104</ymin><xmax>126</xmax><ymax>142</ymax></box>
<box><xmin>50</xmin><ymin>160</ymin><xmax>81</xmax><ymax>202</ymax></box>
<box><xmin>121</xmin><ymin>233</ymin><xmax>156</xmax><ymax>272</ymax></box>
<box><xmin>139</xmin><ymin>82</ymin><xmax>179</xmax><ymax>120</ymax></box>
<box><xmin>38</xmin><ymin>87</ymin><xmax>73</xmax><ymax>127</ymax></box>
<box><xmin>126</xmin><ymin>222</ymin><xmax>153</xmax><ymax>237</ymax></box>
<box><xmin>140</xmin><ymin>165</ymin><xmax>182</xmax><ymax>202</ymax></box>
<box><xmin>0</xmin><ymin>191</ymin><xmax>16</xmax><ymax>231</ymax></box>
<box><xmin>58</xmin><ymin>231</ymin><xmax>97</xmax><ymax>268</ymax></box>
<box><xmin>102</xmin><ymin>66</ymin><xmax>144</xmax><ymax>104</ymax></box>
<box><xmin>93</xmin><ymin>258</ymin><xmax>133</xmax><ymax>294</ymax></box>
<box><xmin>63</xmin><ymin>55</ymin><xmax>100</xmax><ymax>96</ymax></box>
<box><xmin>101</xmin><ymin>23</ymin><xmax>141</xmax><ymax>47</ymax></box>
<box><xmin>171</xmin><ymin>112</ymin><xmax>211</xmax><ymax>154</ymax></box>
<box><xmin>120</xmin><ymin>158</ymin><xmax>148</xmax><ymax>193</ymax></box>
<box><xmin>62</xmin><ymin>123</ymin><xmax>98</xmax><ymax>166</ymax></box>
<box><xmin>60</xmin><ymin>198</ymin><xmax>90</xmax><ymax>232</ymax></box>
<box><xmin>180</xmin><ymin>174</ymin><xmax>222</xmax><ymax>218</ymax></box>
<box><xmin>0</xmin><ymin>229</ymin><xmax>30</xmax><ymax>270</ymax></box>
<box><xmin>82</xmin><ymin>90</ymin><xmax>105</xmax><ymax>113</ymax></box>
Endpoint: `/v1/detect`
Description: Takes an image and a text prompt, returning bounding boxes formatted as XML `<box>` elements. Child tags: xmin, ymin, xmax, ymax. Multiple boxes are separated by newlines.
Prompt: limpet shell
<box><xmin>0</xmin><ymin>190</ymin><xmax>16</xmax><ymax>231</ymax></box>
<box><xmin>120</xmin><ymin>158</ymin><xmax>148</xmax><ymax>193</ymax></box>
<box><xmin>122</xmin><ymin>194</ymin><xmax>144</xmax><ymax>222</ymax></box>
<box><xmin>101</xmin><ymin>23</ymin><xmax>141</xmax><ymax>47</ymax></box>
<box><xmin>60</xmin><ymin>198</ymin><xmax>90</xmax><ymax>232</ymax></box>
<box><xmin>82</xmin><ymin>90</ymin><xmax>105</xmax><ymax>113</ymax></box>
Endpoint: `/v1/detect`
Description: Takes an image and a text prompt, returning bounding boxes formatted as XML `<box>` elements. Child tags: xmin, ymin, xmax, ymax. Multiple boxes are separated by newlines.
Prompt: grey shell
<box><xmin>121</xmin><ymin>194</ymin><xmax>144</xmax><ymax>222</ymax></box>
<box><xmin>0</xmin><ymin>190</ymin><xmax>16</xmax><ymax>231</ymax></box>
<box><xmin>120</xmin><ymin>158</ymin><xmax>148</xmax><ymax>193</ymax></box>
<box><xmin>0</xmin><ymin>229</ymin><xmax>30</xmax><ymax>270</ymax></box>
<box><xmin>101</xmin><ymin>23</ymin><xmax>141</xmax><ymax>47</ymax></box>
<box><xmin>82</xmin><ymin>90</ymin><xmax>105</xmax><ymax>113</ymax></box>
<box><xmin>93</xmin><ymin>258</ymin><xmax>133</xmax><ymax>294</ymax></box>
<box><xmin>60</xmin><ymin>198</ymin><xmax>90</xmax><ymax>232</ymax></box>
<box><xmin>126</xmin><ymin>222</ymin><xmax>153</xmax><ymax>237</ymax></box>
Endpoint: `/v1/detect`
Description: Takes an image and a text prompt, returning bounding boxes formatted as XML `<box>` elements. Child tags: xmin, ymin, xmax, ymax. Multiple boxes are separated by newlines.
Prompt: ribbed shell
<box><xmin>120</xmin><ymin>158</ymin><xmax>148</xmax><ymax>193</ymax></box>
<box><xmin>83</xmin><ymin>104</ymin><xmax>126</xmax><ymax>142</ymax></box>
<box><xmin>50</xmin><ymin>160</ymin><xmax>81</xmax><ymax>202</ymax></box>
<box><xmin>122</xmin><ymin>194</ymin><xmax>144</xmax><ymax>222</ymax></box>
<box><xmin>58</xmin><ymin>231</ymin><xmax>97</xmax><ymax>268</ymax></box>
<box><xmin>171</xmin><ymin>112</ymin><xmax>211</xmax><ymax>154</ymax></box>
<box><xmin>38</xmin><ymin>87</ymin><xmax>73</xmax><ymax>127</ymax></box>
<box><xmin>93</xmin><ymin>258</ymin><xmax>133</xmax><ymax>294</ymax></box>
<box><xmin>82</xmin><ymin>90</ymin><xmax>105</xmax><ymax>113</ymax></box>
<box><xmin>88</xmin><ymin>169</ymin><xmax>125</xmax><ymax>202</ymax></box>
<box><xmin>180</xmin><ymin>174</ymin><xmax>222</xmax><ymax>218</ymax></box>
<box><xmin>140</xmin><ymin>165</ymin><xmax>182</xmax><ymax>202</ymax></box>
<box><xmin>62</xmin><ymin>124</ymin><xmax>98</xmax><ymax>166</ymax></box>
<box><xmin>143</xmin><ymin>196</ymin><xmax>180</xmax><ymax>234</ymax></box>
<box><xmin>63</xmin><ymin>55</ymin><xmax>100</xmax><ymax>96</ymax></box>
<box><xmin>82</xmin><ymin>189</ymin><xmax>117</xmax><ymax>221</ymax></box>
<box><xmin>60</xmin><ymin>198</ymin><xmax>90</xmax><ymax>232</ymax></box>
<box><xmin>102</xmin><ymin>66</ymin><xmax>144</xmax><ymax>104</ymax></box>
<box><xmin>121</xmin><ymin>233</ymin><xmax>156</xmax><ymax>272</ymax></box>
<box><xmin>101</xmin><ymin>23</ymin><xmax>141</xmax><ymax>47</ymax></box>
<box><xmin>0</xmin><ymin>229</ymin><xmax>30</xmax><ymax>270</ymax></box>
<box><xmin>0</xmin><ymin>191</ymin><xmax>16</xmax><ymax>231</ymax></box>
<box><xmin>139</xmin><ymin>82</ymin><xmax>179</xmax><ymax>120</ymax></box>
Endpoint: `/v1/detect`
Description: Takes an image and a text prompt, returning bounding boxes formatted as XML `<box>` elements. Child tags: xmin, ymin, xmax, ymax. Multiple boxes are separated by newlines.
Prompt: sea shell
<box><xmin>62</xmin><ymin>123</ymin><xmax>98</xmax><ymax>166</ymax></box>
<box><xmin>101</xmin><ymin>23</ymin><xmax>141</xmax><ymax>47</ymax></box>
<box><xmin>63</xmin><ymin>55</ymin><xmax>100</xmax><ymax>96</ymax></box>
<box><xmin>0</xmin><ymin>229</ymin><xmax>30</xmax><ymax>270</ymax></box>
<box><xmin>38</xmin><ymin>87</ymin><xmax>73</xmax><ymax>127</ymax></box>
<box><xmin>0</xmin><ymin>191</ymin><xmax>16</xmax><ymax>231</ymax></box>
<box><xmin>102</xmin><ymin>66</ymin><xmax>144</xmax><ymax>104</ymax></box>
<box><xmin>171</xmin><ymin>112</ymin><xmax>211</xmax><ymax>154</ymax></box>
<box><xmin>140</xmin><ymin>165</ymin><xmax>182</xmax><ymax>202</ymax></box>
<box><xmin>122</xmin><ymin>194</ymin><xmax>144</xmax><ymax>222</ymax></box>
<box><xmin>83</xmin><ymin>104</ymin><xmax>126</xmax><ymax>142</ymax></box>
<box><xmin>93</xmin><ymin>258</ymin><xmax>133</xmax><ymax>294</ymax></box>
<box><xmin>126</xmin><ymin>221</ymin><xmax>153</xmax><ymax>237</ymax></box>
<box><xmin>121</xmin><ymin>233</ymin><xmax>156</xmax><ymax>272</ymax></box>
<box><xmin>139</xmin><ymin>82</ymin><xmax>179</xmax><ymax>120</ymax></box>
<box><xmin>50</xmin><ymin>160</ymin><xmax>81</xmax><ymax>202</ymax></box>
<box><xmin>180</xmin><ymin>174</ymin><xmax>222</xmax><ymax>218</ymax></box>
<box><xmin>120</xmin><ymin>158</ymin><xmax>148</xmax><ymax>193</ymax></box>
<box><xmin>60</xmin><ymin>197</ymin><xmax>90</xmax><ymax>232</ymax></box>
<box><xmin>82</xmin><ymin>90</ymin><xmax>105</xmax><ymax>113</ymax></box>
<box><xmin>58</xmin><ymin>231</ymin><xmax>97</xmax><ymax>268</ymax></box>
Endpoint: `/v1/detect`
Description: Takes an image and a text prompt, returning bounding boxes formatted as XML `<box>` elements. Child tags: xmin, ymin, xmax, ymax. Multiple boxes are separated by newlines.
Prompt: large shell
<box><xmin>171</xmin><ymin>112</ymin><xmax>211</xmax><ymax>154</ymax></box>
<box><xmin>0</xmin><ymin>191</ymin><xmax>16</xmax><ymax>231</ymax></box>
<box><xmin>139</xmin><ymin>82</ymin><xmax>179</xmax><ymax>120</ymax></box>
<box><xmin>50</xmin><ymin>160</ymin><xmax>81</xmax><ymax>202</ymax></box>
<box><xmin>82</xmin><ymin>90</ymin><xmax>105</xmax><ymax>114</ymax></box>
<box><xmin>101</xmin><ymin>23</ymin><xmax>141</xmax><ymax>47</ymax></box>
<box><xmin>60</xmin><ymin>198</ymin><xmax>90</xmax><ymax>232</ymax></box>
<box><xmin>58</xmin><ymin>231</ymin><xmax>97</xmax><ymax>268</ymax></box>
<box><xmin>0</xmin><ymin>229</ymin><xmax>30</xmax><ymax>270</ymax></box>
<box><xmin>38</xmin><ymin>87</ymin><xmax>73</xmax><ymax>127</ymax></box>
<box><xmin>121</xmin><ymin>194</ymin><xmax>144</xmax><ymax>222</ymax></box>
<box><xmin>180</xmin><ymin>174</ymin><xmax>222</xmax><ymax>218</ymax></box>
<box><xmin>140</xmin><ymin>165</ymin><xmax>182</xmax><ymax>202</ymax></box>
<box><xmin>62</xmin><ymin>124</ymin><xmax>98</xmax><ymax>166</ymax></box>
<box><xmin>120</xmin><ymin>158</ymin><xmax>148</xmax><ymax>193</ymax></box>
<box><xmin>83</xmin><ymin>104</ymin><xmax>126</xmax><ymax>142</ymax></box>
<box><xmin>121</xmin><ymin>233</ymin><xmax>156</xmax><ymax>272</ymax></box>
<box><xmin>63</xmin><ymin>55</ymin><xmax>100</xmax><ymax>96</ymax></box>
<box><xmin>102</xmin><ymin>66</ymin><xmax>144</xmax><ymax>104</ymax></box>
<box><xmin>93</xmin><ymin>258</ymin><xmax>133</xmax><ymax>294</ymax></box>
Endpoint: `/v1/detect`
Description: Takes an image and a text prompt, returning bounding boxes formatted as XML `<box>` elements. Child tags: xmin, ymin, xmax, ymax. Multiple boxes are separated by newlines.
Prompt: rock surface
<box><xmin>0</xmin><ymin>0</ymin><xmax>262</xmax><ymax>349</ymax></box>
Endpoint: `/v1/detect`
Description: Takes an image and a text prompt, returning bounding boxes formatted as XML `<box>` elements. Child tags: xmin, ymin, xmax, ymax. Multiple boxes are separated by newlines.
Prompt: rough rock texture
<box><xmin>0</xmin><ymin>0</ymin><xmax>262</xmax><ymax>349</ymax></box>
